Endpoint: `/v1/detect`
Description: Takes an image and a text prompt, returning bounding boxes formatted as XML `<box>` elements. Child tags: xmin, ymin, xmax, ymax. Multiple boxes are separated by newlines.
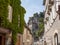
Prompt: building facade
<box><xmin>0</xmin><ymin>5</ymin><xmax>12</xmax><ymax>45</ymax></box>
<box><xmin>0</xmin><ymin>1</ymin><xmax>25</xmax><ymax>45</ymax></box>
<box><xmin>43</xmin><ymin>0</ymin><xmax>60</xmax><ymax>45</ymax></box>
<box><xmin>23</xmin><ymin>25</ymin><xmax>33</xmax><ymax>45</ymax></box>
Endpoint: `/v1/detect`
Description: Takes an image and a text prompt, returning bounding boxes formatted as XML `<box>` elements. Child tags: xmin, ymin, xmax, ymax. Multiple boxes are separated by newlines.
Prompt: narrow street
<box><xmin>0</xmin><ymin>0</ymin><xmax>60</xmax><ymax>45</ymax></box>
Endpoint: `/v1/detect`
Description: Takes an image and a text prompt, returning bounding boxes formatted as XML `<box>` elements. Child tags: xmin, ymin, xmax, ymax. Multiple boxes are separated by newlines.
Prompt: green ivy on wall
<box><xmin>19</xmin><ymin>6</ymin><xmax>26</xmax><ymax>34</ymax></box>
<box><xmin>0</xmin><ymin>0</ymin><xmax>9</xmax><ymax>27</ymax></box>
<box><xmin>0</xmin><ymin>0</ymin><xmax>26</xmax><ymax>45</ymax></box>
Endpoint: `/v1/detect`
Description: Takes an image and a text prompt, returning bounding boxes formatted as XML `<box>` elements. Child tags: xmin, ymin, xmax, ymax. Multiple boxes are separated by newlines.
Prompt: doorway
<box><xmin>0</xmin><ymin>34</ymin><xmax>5</xmax><ymax>45</ymax></box>
<box><xmin>0</xmin><ymin>36</ymin><xmax>2</xmax><ymax>45</ymax></box>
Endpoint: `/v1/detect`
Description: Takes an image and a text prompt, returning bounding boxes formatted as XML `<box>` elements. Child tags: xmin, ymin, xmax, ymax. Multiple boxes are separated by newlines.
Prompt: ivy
<box><xmin>0</xmin><ymin>0</ymin><xmax>26</xmax><ymax>45</ymax></box>
<box><xmin>19</xmin><ymin>6</ymin><xmax>26</xmax><ymax>33</ymax></box>
<box><xmin>10</xmin><ymin>0</ymin><xmax>26</xmax><ymax>45</ymax></box>
<box><xmin>0</xmin><ymin>0</ymin><xmax>10</xmax><ymax>28</ymax></box>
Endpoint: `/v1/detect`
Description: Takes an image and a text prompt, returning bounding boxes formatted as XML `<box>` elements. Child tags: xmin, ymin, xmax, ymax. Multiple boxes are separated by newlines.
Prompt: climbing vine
<box><xmin>0</xmin><ymin>0</ymin><xmax>26</xmax><ymax>45</ymax></box>
<box><xmin>0</xmin><ymin>0</ymin><xmax>10</xmax><ymax>27</ymax></box>
<box><xmin>19</xmin><ymin>6</ymin><xmax>26</xmax><ymax>33</ymax></box>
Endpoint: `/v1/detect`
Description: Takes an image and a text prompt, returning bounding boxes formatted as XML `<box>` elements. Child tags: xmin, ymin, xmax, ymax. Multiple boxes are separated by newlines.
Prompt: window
<box><xmin>54</xmin><ymin>33</ymin><xmax>58</xmax><ymax>45</ymax></box>
<box><xmin>58</xmin><ymin>5</ymin><xmax>60</xmax><ymax>11</ymax></box>
<box><xmin>8</xmin><ymin>5</ymin><xmax>12</xmax><ymax>22</ymax></box>
<box><xmin>0</xmin><ymin>17</ymin><xmax>3</xmax><ymax>26</ymax></box>
<box><xmin>18</xmin><ymin>15</ymin><xmax>20</xmax><ymax>27</ymax></box>
<box><xmin>58</xmin><ymin>5</ymin><xmax>60</xmax><ymax>20</ymax></box>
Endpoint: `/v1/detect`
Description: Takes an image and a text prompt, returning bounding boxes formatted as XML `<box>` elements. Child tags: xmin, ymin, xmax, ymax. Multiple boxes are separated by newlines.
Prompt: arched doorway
<box><xmin>54</xmin><ymin>33</ymin><xmax>58</xmax><ymax>45</ymax></box>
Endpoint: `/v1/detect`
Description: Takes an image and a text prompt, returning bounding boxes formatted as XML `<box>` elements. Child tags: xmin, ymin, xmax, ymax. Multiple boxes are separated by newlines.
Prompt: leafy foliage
<box><xmin>35</xmin><ymin>12</ymin><xmax>44</xmax><ymax>37</ymax></box>
<box><xmin>38</xmin><ymin>12</ymin><xmax>44</xmax><ymax>36</ymax></box>
<box><xmin>0</xmin><ymin>0</ymin><xmax>9</xmax><ymax>27</ymax></box>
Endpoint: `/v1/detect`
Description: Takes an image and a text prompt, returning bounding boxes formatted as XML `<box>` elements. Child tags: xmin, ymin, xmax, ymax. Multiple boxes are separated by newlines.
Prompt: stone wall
<box><xmin>44</xmin><ymin>0</ymin><xmax>60</xmax><ymax>45</ymax></box>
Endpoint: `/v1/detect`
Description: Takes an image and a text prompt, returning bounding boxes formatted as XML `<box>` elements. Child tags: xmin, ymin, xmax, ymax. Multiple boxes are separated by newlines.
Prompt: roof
<box><xmin>24</xmin><ymin>24</ymin><xmax>32</xmax><ymax>35</ymax></box>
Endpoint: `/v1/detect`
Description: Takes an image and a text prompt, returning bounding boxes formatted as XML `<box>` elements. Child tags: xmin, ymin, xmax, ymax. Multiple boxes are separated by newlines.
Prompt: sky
<box><xmin>21</xmin><ymin>0</ymin><xmax>44</xmax><ymax>23</ymax></box>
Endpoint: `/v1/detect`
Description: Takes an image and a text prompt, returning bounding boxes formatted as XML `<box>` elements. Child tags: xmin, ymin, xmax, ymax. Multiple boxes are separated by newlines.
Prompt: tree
<box><xmin>38</xmin><ymin>12</ymin><xmax>44</xmax><ymax>36</ymax></box>
<box><xmin>32</xmin><ymin>12</ymin><xmax>44</xmax><ymax>37</ymax></box>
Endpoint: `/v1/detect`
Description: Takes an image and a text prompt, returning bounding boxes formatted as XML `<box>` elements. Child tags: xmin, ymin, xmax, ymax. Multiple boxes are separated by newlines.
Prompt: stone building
<box><xmin>43</xmin><ymin>0</ymin><xmax>60</xmax><ymax>45</ymax></box>
<box><xmin>23</xmin><ymin>24</ymin><xmax>33</xmax><ymax>45</ymax></box>
<box><xmin>0</xmin><ymin>28</ymin><xmax>23</xmax><ymax>45</ymax></box>
<box><xmin>0</xmin><ymin>5</ymin><xmax>12</xmax><ymax>45</ymax></box>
